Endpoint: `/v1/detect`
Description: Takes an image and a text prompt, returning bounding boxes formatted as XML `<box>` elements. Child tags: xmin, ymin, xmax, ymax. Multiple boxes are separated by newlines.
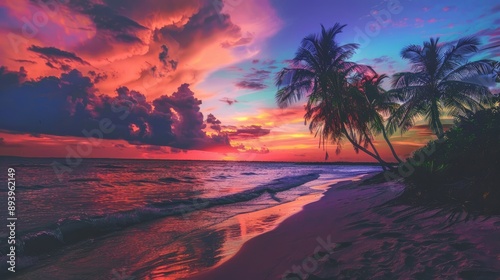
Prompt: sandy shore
<box><xmin>188</xmin><ymin>174</ymin><xmax>500</xmax><ymax>280</ymax></box>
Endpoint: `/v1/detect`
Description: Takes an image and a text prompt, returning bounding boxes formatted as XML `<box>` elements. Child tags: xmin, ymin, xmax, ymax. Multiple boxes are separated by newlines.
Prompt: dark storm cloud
<box><xmin>158</xmin><ymin>45</ymin><xmax>178</xmax><ymax>70</ymax></box>
<box><xmin>87</xmin><ymin>71</ymin><xmax>108</xmax><ymax>83</ymax></box>
<box><xmin>152</xmin><ymin>84</ymin><xmax>210</xmax><ymax>148</ymax></box>
<box><xmin>68</xmin><ymin>2</ymin><xmax>147</xmax><ymax>36</ymax></box>
<box><xmin>206</xmin><ymin>113</ymin><xmax>222</xmax><ymax>131</ymax></box>
<box><xmin>55</xmin><ymin>0</ymin><xmax>149</xmax><ymax>57</ymax></box>
<box><xmin>12</xmin><ymin>59</ymin><xmax>37</xmax><ymax>64</ymax></box>
<box><xmin>225</xmin><ymin>125</ymin><xmax>271</xmax><ymax>139</ymax></box>
<box><xmin>28</xmin><ymin>45</ymin><xmax>89</xmax><ymax>65</ymax></box>
<box><xmin>153</xmin><ymin>1</ymin><xmax>242</xmax><ymax>48</ymax></box>
<box><xmin>0</xmin><ymin>67</ymin><xmax>233</xmax><ymax>151</ymax></box>
<box><xmin>0</xmin><ymin>66</ymin><xmax>27</xmax><ymax>91</ymax></box>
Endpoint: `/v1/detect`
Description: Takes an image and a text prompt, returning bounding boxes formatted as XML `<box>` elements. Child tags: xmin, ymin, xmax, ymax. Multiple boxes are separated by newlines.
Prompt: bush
<box><xmin>401</xmin><ymin>107</ymin><xmax>500</xmax><ymax>214</ymax></box>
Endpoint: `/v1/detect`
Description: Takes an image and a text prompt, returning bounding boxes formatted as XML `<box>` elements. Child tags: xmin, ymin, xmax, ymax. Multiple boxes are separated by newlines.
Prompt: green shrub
<box><xmin>401</xmin><ymin>107</ymin><xmax>500</xmax><ymax>214</ymax></box>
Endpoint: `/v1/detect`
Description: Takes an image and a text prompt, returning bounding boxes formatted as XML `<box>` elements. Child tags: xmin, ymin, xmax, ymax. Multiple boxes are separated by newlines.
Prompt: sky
<box><xmin>0</xmin><ymin>0</ymin><xmax>498</xmax><ymax>162</ymax></box>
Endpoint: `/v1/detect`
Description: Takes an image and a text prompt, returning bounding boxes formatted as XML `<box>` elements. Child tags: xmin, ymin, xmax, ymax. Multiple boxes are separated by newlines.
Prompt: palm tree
<box><xmin>275</xmin><ymin>24</ymin><xmax>393</xmax><ymax>168</ymax></box>
<box><xmin>388</xmin><ymin>37</ymin><xmax>497</xmax><ymax>138</ymax></box>
<box><xmin>360</xmin><ymin>74</ymin><xmax>402</xmax><ymax>163</ymax></box>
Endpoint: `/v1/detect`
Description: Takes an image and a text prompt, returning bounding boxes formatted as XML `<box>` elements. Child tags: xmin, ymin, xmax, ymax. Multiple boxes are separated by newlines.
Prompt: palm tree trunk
<box><xmin>363</xmin><ymin>132</ymin><xmax>388</xmax><ymax>171</ymax></box>
<box><xmin>381</xmin><ymin>126</ymin><xmax>403</xmax><ymax>163</ymax></box>
<box><xmin>436</xmin><ymin>118</ymin><xmax>444</xmax><ymax>139</ymax></box>
<box><xmin>431</xmin><ymin>100</ymin><xmax>445</xmax><ymax>139</ymax></box>
<box><xmin>341</xmin><ymin>126</ymin><xmax>394</xmax><ymax>170</ymax></box>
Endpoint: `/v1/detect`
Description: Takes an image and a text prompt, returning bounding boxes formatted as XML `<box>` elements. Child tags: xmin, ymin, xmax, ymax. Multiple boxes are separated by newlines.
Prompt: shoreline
<box><xmin>187</xmin><ymin>173</ymin><xmax>500</xmax><ymax>280</ymax></box>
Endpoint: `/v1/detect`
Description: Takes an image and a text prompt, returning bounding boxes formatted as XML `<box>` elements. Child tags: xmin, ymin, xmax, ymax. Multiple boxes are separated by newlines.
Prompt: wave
<box><xmin>158</xmin><ymin>177</ymin><xmax>183</xmax><ymax>183</ymax></box>
<box><xmin>130</xmin><ymin>179</ymin><xmax>164</xmax><ymax>185</ymax></box>
<box><xmin>131</xmin><ymin>169</ymin><xmax>156</xmax><ymax>173</ymax></box>
<box><xmin>0</xmin><ymin>173</ymin><xmax>319</xmax><ymax>260</ymax></box>
<box><xmin>94</xmin><ymin>164</ymin><xmax>127</xmax><ymax>169</ymax></box>
<box><xmin>68</xmin><ymin>178</ymin><xmax>103</xmax><ymax>182</ymax></box>
<box><xmin>211</xmin><ymin>174</ymin><xmax>232</xmax><ymax>180</ymax></box>
<box><xmin>0</xmin><ymin>184</ymin><xmax>67</xmax><ymax>192</ymax></box>
<box><xmin>10</xmin><ymin>164</ymin><xmax>52</xmax><ymax>168</ymax></box>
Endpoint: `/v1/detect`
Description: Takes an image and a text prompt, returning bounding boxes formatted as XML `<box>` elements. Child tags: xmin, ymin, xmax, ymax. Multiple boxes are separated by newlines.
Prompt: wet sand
<box><xmin>188</xmin><ymin>175</ymin><xmax>500</xmax><ymax>280</ymax></box>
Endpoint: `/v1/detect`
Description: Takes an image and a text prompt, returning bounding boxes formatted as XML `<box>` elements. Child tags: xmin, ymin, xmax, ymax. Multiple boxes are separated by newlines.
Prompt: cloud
<box><xmin>28</xmin><ymin>45</ymin><xmax>90</xmax><ymax>70</ymax></box>
<box><xmin>244</xmin><ymin>146</ymin><xmax>270</xmax><ymax>154</ymax></box>
<box><xmin>469</xmin><ymin>27</ymin><xmax>500</xmax><ymax>57</ymax></box>
<box><xmin>170</xmin><ymin>147</ymin><xmax>188</xmax><ymax>153</ymax></box>
<box><xmin>235</xmin><ymin>81</ymin><xmax>267</xmax><ymax>90</ymax></box>
<box><xmin>219</xmin><ymin>97</ymin><xmax>238</xmax><ymax>105</ymax></box>
<box><xmin>235</xmin><ymin>68</ymin><xmax>271</xmax><ymax>90</ymax></box>
<box><xmin>153</xmin><ymin>2</ymin><xmax>242</xmax><ymax>49</ymax></box>
<box><xmin>0</xmin><ymin>66</ymin><xmax>27</xmax><ymax>91</ymax></box>
<box><xmin>135</xmin><ymin>145</ymin><xmax>169</xmax><ymax>153</ymax></box>
<box><xmin>221</xmin><ymin>32</ymin><xmax>253</xmax><ymax>48</ymax></box>
<box><xmin>358</xmin><ymin>55</ymin><xmax>397</xmax><ymax>73</ymax></box>
<box><xmin>0</xmin><ymin>0</ymin><xmax>281</xmax><ymax>102</ymax></box>
<box><xmin>224</xmin><ymin>125</ymin><xmax>271</xmax><ymax>139</ymax></box>
<box><xmin>372</xmin><ymin>56</ymin><xmax>392</xmax><ymax>64</ymax></box>
<box><xmin>206</xmin><ymin>113</ymin><xmax>222</xmax><ymax>131</ymax></box>
<box><xmin>88</xmin><ymin>71</ymin><xmax>108</xmax><ymax>83</ymax></box>
<box><xmin>262</xmin><ymin>59</ymin><xmax>276</xmax><ymax>65</ymax></box>
<box><xmin>233</xmin><ymin>143</ymin><xmax>270</xmax><ymax>154</ymax></box>
<box><xmin>12</xmin><ymin>59</ymin><xmax>36</xmax><ymax>64</ymax></box>
<box><xmin>67</xmin><ymin>1</ymin><xmax>148</xmax><ymax>42</ymax></box>
<box><xmin>0</xmin><ymin>137</ymin><xmax>23</xmax><ymax>148</ymax></box>
<box><xmin>0</xmin><ymin>67</ymin><xmax>233</xmax><ymax>152</ymax></box>
<box><xmin>442</xmin><ymin>6</ymin><xmax>456</xmax><ymax>12</ymax></box>
<box><xmin>415</xmin><ymin>18</ymin><xmax>425</xmax><ymax>28</ymax></box>
<box><xmin>158</xmin><ymin>45</ymin><xmax>178</xmax><ymax>70</ymax></box>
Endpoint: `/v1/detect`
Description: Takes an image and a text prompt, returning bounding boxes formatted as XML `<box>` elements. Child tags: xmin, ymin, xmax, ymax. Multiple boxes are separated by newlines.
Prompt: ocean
<box><xmin>0</xmin><ymin>158</ymin><xmax>381</xmax><ymax>279</ymax></box>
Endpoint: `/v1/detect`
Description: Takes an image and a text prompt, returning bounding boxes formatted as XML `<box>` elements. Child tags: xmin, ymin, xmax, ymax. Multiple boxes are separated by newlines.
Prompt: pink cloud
<box><xmin>442</xmin><ymin>6</ymin><xmax>456</xmax><ymax>12</ymax></box>
<box><xmin>415</xmin><ymin>18</ymin><xmax>425</xmax><ymax>27</ymax></box>
<box><xmin>0</xmin><ymin>0</ymin><xmax>282</xmax><ymax>102</ymax></box>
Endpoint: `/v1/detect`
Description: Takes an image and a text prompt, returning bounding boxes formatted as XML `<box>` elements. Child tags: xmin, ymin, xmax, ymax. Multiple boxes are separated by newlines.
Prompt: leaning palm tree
<box><xmin>388</xmin><ymin>37</ymin><xmax>497</xmax><ymax>138</ymax></box>
<box><xmin>275</xmin><ymin>24</ymin><xmax>392</xmax><ymax>168</ymax></box>
<box><xmin>360</xmin><ymin>74</ymin><xmax>402</xmax><ymax>163</ymax></box>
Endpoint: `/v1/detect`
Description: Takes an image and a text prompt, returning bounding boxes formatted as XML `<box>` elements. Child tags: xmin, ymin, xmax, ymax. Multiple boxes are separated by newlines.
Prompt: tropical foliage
<box><xmin>387</xmin><ymin>37</ymin><xmax>497</xmax><ymax>138</ymax></box>
<box><xmin>400</xmin><ymin>107</ymin><xmax>500</xmax><ymax>214</ymax></box>
<box><xmin>275</xmin><ymin>24</ymin><xmax>498</xmax><ymax>174</ymax></box>
<box><xmin>275</xmin><ymin>24</ymin><xmax>399</xmax><ymax>168</ymax></box>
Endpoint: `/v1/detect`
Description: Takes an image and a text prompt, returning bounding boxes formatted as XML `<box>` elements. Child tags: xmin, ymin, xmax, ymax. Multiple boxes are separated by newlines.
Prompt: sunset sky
<box><xmin>0</xmin><ymin>0</ymin><xmax>498</xmax><ymax>162</ymax></box>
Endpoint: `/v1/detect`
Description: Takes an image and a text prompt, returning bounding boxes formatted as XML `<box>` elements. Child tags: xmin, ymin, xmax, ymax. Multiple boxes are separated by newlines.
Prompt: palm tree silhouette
<box><xmin>275</xmin><ymin>24</ymin><xmax>393</xmax><ymax>168</ymax></box>
<box><xmin>388</xmin><ymin>37</ymin><xmax>497</xmax><ymax>138</ymax></box>
<box><xmin>359</xmin><ymin>74</ymin><xmax>402</xmax><ymax>163</ymax></box>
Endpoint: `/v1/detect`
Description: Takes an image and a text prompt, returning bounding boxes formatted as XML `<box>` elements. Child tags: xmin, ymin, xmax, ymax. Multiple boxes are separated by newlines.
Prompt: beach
<box><xmin>189</xmin><ymin>175</ymin><xmax>500</xmax><ymax>280</ymax></box>
<box><xmin>0</xmin><ymin>158</ymin><xmax>382</xmax><ymax>279</ymax></box>
<box><xmin>1</xmin><ymin>158</ymin><xmax>499</xmax><ymax>279</ymax></box>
